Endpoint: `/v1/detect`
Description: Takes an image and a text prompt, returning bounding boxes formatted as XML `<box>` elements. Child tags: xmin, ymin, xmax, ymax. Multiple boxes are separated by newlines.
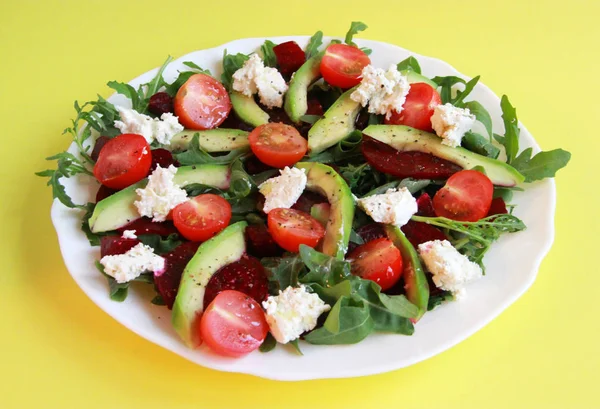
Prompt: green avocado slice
<box><xmin>362</xmin><ymin>124</ymin><xmax>525</xmax><ymax>186</ymax></box>
<box><xmin>284</xmin><ymin>52</ymin><xmax>323</xmax><ymax>123</ymax></box>
<box><xmin>172</xmin><ymin>221</ymin><xmax>247</xmax><ymax>348</ymax></box>
<box><xmin>295</xmin><ymin>162</ymin><xmax>354</xmax><ymax>259</ymax></box>
<box><xmin>168</xmin><ymin>129</ymin><xmax>249</xmax><ymax>153</ymax></box>
<box><xmin>88</xmin><ymin>164</ymin><xmax>231</xmax><ymax>233</ymax></box>
<box><xmin>229</xmin><ymin>90</ymin><xmax>269</xmax><ymax>127</ymax></box>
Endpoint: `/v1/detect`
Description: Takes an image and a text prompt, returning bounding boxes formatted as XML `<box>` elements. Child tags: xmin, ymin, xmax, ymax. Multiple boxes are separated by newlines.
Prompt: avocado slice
<box><xmin>168</xmin><ymin>129</ymin><xmax>249</xmax><ymax>153</ymax></box>
<box><xmin>88</xmin><ymin>165</ymin><xmax>231</xmax><ymax>233</ymax></box>
<box><xmin>307</xmin><ymin>86</ymin><xmax>362</xmax><ymax>155</ymax></box>
<box><xmin>384</xmin><ymin>225</ymin><xmax>429</xmax><ymax>320</ymax></box>
<box><xmin>172</xmin><ymin>221</ymin><xmax>247</xmax><ymax>347</ymax></box>
<box><xmin>362</xmin><ymin>125</ymin><xmax>525</xmax><ymax>186</ymax></box>
<box><xmin>401</xmin><ymin>70</ymin><xmax>438</xmax><ymax>89</ymax></box>
<box><xmin>284</xmin><ymin>52</ymin><xmax>323</xmax><ymax>123</ymax></box>
<box><xmin>295</xmin><ymin>162</ymin><xmax>354</xmax><ymax>259</ymax></box>
<box><xmin>310</xmin><ymin>203</ymin><xmax>330</xmax><ymax>228</ymax></box>
<box><xmin>230</xmin><ymin>91</ymin><xmax>269</xmax><ymax>127</ymax></box>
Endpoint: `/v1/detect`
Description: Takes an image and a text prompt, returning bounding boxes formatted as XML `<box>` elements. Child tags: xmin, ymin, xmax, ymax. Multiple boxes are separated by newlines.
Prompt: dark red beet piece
<box><xmin>100</xmin><ymin>236</ymin><xmax>140</xmax><ymax>257</ymax></box>
<box><xmin>416</xmin><ymin>193</ymin><xmax>436</xmax><ymax>217</ymax></box>
<box><xmin>306</xmin><ymin>97</ymin><xmax>324</xmax><ymax>116</ymax></box>
<box><xmin>291</xmin><ymin>191</ymin><xmax>328</xmax><ymax>214</ymax></box>
<box><xmin>148</xmin><ymin>92</ymin><xmax>173</xmax><ymax>116</ymax></box>
<box><xmin>95</xmin><ymin>184</ymin><xmax>118</xmax><ymax>202</ymax></box>
<box><xmin>245</xmin><ymin>155</ymin><xmax>276</xmax><ymax>175</ymax></box>
<box><xmin>154</xmin><ymin>241</ymin><xmax>201</xmax><ymax>309</ymax></box>
<box><xmin>117</xmin><ymin>217</ymin><xmax>178</xmax><ymax>237</ymax></box>
<box><xmin>149</xmin><ymin>148</ymin><xmax>178</xmax><ymax>173</ymax></box>
<box><xmin>361</xmin><ymin>136</ymin><xmax>462</xmax><ymax>179</ymax></box>
<box><xmin>401</xmin><ymin>221</ymin><xmax>447</xmax><ymax>248</ymax></box>
<box><xmin>348</xmin><ymin>223</ymin><xmax>387</xmax><ymax>253</ymax></box>
<box><xmin>203</xmin><ymin>254</ymin><xmax>269</xmax><ymax>309</ymax></box>
<box><xmin>245</xmin><ymin>224</ymin><xmax>284</xmax><ymax>258</ymax></box>
<box><xmin>91</xmin><ymin>136</ymin><xmax>111</xmax><ymax>162</ymax></box>
<box><xmin>487</xmin><ymin>197</ymin><xmax>508</xmax><ymax>216</ymax></box>
<box><xmin>273</xmin><ymin>41</ymin><xmax>306</xmax><ymax>76</ymax></box>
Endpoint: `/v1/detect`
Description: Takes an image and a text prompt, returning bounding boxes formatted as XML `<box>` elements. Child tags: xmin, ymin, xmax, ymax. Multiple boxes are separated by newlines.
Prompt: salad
<box><xmin>38</xmin><ymin>22</ymin><xmax>570</xmax><ymax>357</ymax></box>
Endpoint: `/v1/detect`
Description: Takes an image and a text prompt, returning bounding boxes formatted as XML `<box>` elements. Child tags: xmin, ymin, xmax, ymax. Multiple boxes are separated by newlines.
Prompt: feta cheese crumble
<box><xmin>430</xmin><ymin>103</ymin><xmax>476</xmax><ymax>148</ymax></box>
<box><xmin>262</xmin><ymin>285</ymin><xmax>331</xmax><ymax>344</ymax></box>
<box><xmin>134</xmin><ymin>165</ymin><xmax>188</xmax><ymax>222</ymax></box>
<box><xmin>357</xmin><ymin>187</ymin><xmax>418</xmax><ymax>227</ymax></box>
<box><xmin>259</xmin><ymin>167</ymin><xmax>307</xmax><ymax>214</ymax></box>
<box><xmin>114</xmin><ymin>106</ymin><xmax>184</xmax><ymax>145</ymax></box>
<box><xmin>100</xmin><ymin>243</ymin><xmax>165</xmax><ymax>284</ymax></box>
<box><xmin>418</xmin><ymin>239</ymin><xmax>483</xmax><ymax>299</ymax></box>
<box><xmin>121</xmin><ymin>230</ymin><xmax>137</xmax><ymax>239</ymax></box>
<box><xmin>350</xmin><ymin>64</ymin><xmax>410</xmax><ymax>119</ymax></box>
<box><xmin>232</xmin><ymin>54</ymin><xmax>289</xmax><ymax>109</ymax></box>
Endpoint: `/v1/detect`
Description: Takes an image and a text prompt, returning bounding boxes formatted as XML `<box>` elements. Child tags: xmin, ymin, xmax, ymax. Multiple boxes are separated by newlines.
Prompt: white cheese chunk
<box><xmin>350</xmin><ymin>64</ymin><xmax>410</xmax><ymax>119</ymax></box>
<box><xmin>134</xmin><ymin>165</ymin><xmax>188</xmax><ymax>222</ymax></box>
<box><xmin>418</xmin><ymin>239</ymin><xmax>483</xmax><ymax>299</ymax></box>
<box><xmin>100</xmin><ymin>243</ymin><xmax>165</xmax><ymax>284</ymax></box>
<box><xmin>121</xmin><ymin>230</ymin><xmax>137</xmax><ymax>239</ymax></box>
<box><xmin>259</xmin><ymin>167</ymin><xmax>307</xmax><ymax>214</ymax></box>
<box><xmin>114</xmin><ymin>106</ymin><xmax>184</xmax><ymax>145</ymax></box>
<box><xmin>357</xmin><ymin>187</ymin><xmax>418</xmax><ymax>227</ymax></box>
<box><xmin>430</xmin><ymin>103</ymin><xmax>476</xmax><ymax>148</ymax></box>
<box><xmin>262</xmin><ymin>285</ymin><xmax>331</xmax><ymax>344</ymax></box>
<box><xmin>232</xmin><ymin>54</ymin><xmax>288</xmax><ymax>108</ymax></box>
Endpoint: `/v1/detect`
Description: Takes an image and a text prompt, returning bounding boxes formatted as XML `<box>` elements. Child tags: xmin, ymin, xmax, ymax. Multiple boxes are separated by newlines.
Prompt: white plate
<box><xmin>51</xmin><ymin>36</ymin><xmax>555</xmax><ymax>381</ymax></box>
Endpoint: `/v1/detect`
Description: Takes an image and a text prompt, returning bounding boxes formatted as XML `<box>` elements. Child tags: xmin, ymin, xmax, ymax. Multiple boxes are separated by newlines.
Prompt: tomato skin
<box><xmin>248</xmin><ymin>123</ymin><xmax>307</xmax><ymax>168</ymax></box>
<box><xmin>267</xmin><ymin>208</ymin><xmax>326</xmax><ymax>252</ymax></box>
<box><xmin>93</xmin><ymin>133</ymin><xmax>152</xmax><ymax>189</ymax></box>
<box><xmin>433</xmin><ymin>170</ymin><xmax>494</xmax><ymax>222</ymax></box>
<box><xmin>320</xmin><ymin>44</ymin><xmax>371</xmax><ymax>89</ymax></box>
<box><xmin>173</xmin><ymin>73</ymin><xmax>231</xmax><ymax>130</ymax></box>
<box><xmin>347</xmin><ymin>238</ymin><xmax>403</xmax><ymax>291</ymax></box>
<box><xmin>172</xmin><ymin>194</ymin><xmax>232</xmax><ymax>241</ymax></box>
<box><xmin>384</xmin><ymin>83</ymin><xmax>441</xmax><ymax>132</ymax></box>
<box><xmin>200</xmin><ymin>290</ymin><xmax>268</xmax><ymax>357</ymax></box>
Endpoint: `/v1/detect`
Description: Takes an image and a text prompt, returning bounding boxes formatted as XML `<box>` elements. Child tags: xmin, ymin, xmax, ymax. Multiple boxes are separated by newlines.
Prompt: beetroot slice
<box><xmin>149</xmin><ymin>148</ymin><xmax>178</xmax><ymax>173</ymax></box>
<box><xmin>117</xmin><ymin>218</ymin><xmax>178</xmax><ymax>237</ymax></box>
<box><xmin>416</xmin><ymin>193</ymin><xmax>436</xmax><ymax>217</ymax></box>
<box><xmin>347</xmin><ymin>223</ymin><xmax>387</xmax><ymax>253</ymax></box>
<box><xmin>203</xmin><ymin>254</ymin><xmax>269</xmax><ymax>310</ymax></box>
<box><xmin>155</xmin><ymin>241</ymin><xmax>201</xmax><ymax>309</ymax></box>
<box><xmin>291</xmin><ymin>191</ymin><xmax>328</xmax><ymax>214</ymax></box>
<box><xmin>96</xmin><ymin>184</ymin><xmax>119</xmax><ymax>203</ymax></box>
<box><xmin>273</xmin><ymin>41</ymin><xmax>306</xmax><ymax>76</ymax></box>
<box><xmin>245</xmin><ymin>224</ymin><xmax>283</xmax><ymax>258</ymax></box>
<box><xmin>91</xmin><ymin>136</ymin><xmax>111</xmax><ymax>162</ymax></box>
<box><xmin>100</xmin><ymin>236</ymin><xmax>140</xmax><ymax>257</ymax></box>
<box><xmin>487</xmin><ymin>197</ymin><xmax>508</xmax><ymax>216</ymax></box>
<box><xmin>361</xmin><ymin>136</ymin><xmax>462</xmax><ymax>179</ymax></box>
<box><xmin>401</xmin><ymin>220</ymin><xmax>447</xmax><ymax>248</ymax></box>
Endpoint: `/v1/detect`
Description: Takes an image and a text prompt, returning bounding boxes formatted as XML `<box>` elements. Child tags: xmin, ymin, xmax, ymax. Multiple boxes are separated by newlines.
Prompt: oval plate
<box><xmin>51</xmin><ymin>36</ymin><xmax>555</xmax><ymax>381</ymax></box>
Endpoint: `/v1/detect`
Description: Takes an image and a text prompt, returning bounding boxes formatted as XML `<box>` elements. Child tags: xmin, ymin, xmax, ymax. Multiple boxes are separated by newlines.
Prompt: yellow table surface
<box><xmin>1</xmin><ymin>1</ymin><xmax>598</xmax><ymax>408</ymax></box>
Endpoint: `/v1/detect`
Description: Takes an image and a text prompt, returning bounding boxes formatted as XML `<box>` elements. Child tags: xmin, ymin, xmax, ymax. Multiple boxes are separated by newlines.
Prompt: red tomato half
<box><xmin>172</xmin><ymin>194</ymin><xmax>232</xmax><ymax>241</ymax></box>
<box><xmin>347</xmin><ymin>238</ymin><xmax>403</xmax><ymax>291</ymax></box>
<box><xmin>248</xmin><ymin>123</ymin><xmax>307</xmax><ymax>168</ymax></box>
<box><xmin>200</xmin><ymin>290</ymin><xmax>268</xmax><ymax>357</ymax></box>
<box><xmin>384</xmin><ymin>83</ymin><xmax>441</xmax><ymax>132</ymax></box>
<box><xmin>320</xmin><ymin>44</ymin><xmax>371</xmax><ymax>89</ymax></box>
<box><xmin>433</xmin><ymin>170</ymin><xmax>494</xmax><ymax>222</ymax></box>
<box><xmin>174</xmin><ymin>73</ymin><xmax>231</xmax><ymax>130</ymax></box>
<box><xmin>267</xmin><ymin>208</ymin><xmax>325</xmax><ymax>252</ymax></box>
<box><xmin>93</xmin><ymin>133</ymin><xmax>151</xmax><ymax>189</ymax></box>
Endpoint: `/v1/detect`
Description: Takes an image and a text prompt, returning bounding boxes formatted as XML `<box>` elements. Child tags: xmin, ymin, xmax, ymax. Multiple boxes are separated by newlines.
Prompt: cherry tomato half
<box><xmin>385</xmin><ymin>83</ymin><xmax>442</xmax><ymax>132</ymax></box>
<box><xmin>248</xmin><ymin>123</ymin><xmax>307</xmax><ymax>168</ymax></box>
<box><xmin>433</xmin><ymin>170</ymin><xmax>494</xmax><ymax>222</ymax></box>
<box><xmin>200</xmin><ymin>290</ymin><xmax>268</xmax><ymax>357</ymax></box>
<box><xmin>347</xmin><ymin>238</ymin><xmax>403</xmax><ymax>291</ymax></box>
<box><xmin>320</xmin><ymin>44</ymin><xmax>371</xmax><ymax>89</ymax></box>
<box><xmin>172</xmin><ymin>194</ymin><xmax>232</xmax><ymax>241</ymax></box>
<box><xmin>267</xmin><ymin>208</ymin><xmax>325</xmax><ymax>252</ymax></box>
<box><xmin>93</xmin><ymin>133</ymin><xmax>151</xmax><ymax>189</ymax></box>
<box><xmin>174</xmin><ymin>73</ymin><xmax>231</xmax><ymax>130</ymax></box>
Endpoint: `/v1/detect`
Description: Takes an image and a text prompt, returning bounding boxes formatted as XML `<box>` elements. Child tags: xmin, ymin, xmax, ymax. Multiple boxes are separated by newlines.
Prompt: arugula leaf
<box><xmin>305</xmin><ymin>31</ymin><xmax>324</xmax><ymax>59</ymax></box>
<box><xmin>303</xmin><ymin>296</ymin><xmax>374</xmax><ymax>345</ymax></box>
<box><xmin>262</xmin><ymin>255</ymin><xmax>305</xmax><ymax>294</ymax></box>
<box><xmin>360</xmin><ymin>47</ymin><xmax>372</xmax><ymax>56</ymax></box>
<box><xmin>174</xmin><ymin>133</ymin><xmax>250</xmax><ymax>165</ymax></box>
<box><xmin>431</xmin><ymin>76</ymin><xmax>466</xmax><ymax>104</ymax></box>
<box><xmin>363</xmin><ymin>178</ymin><xmax>432</xmax><ymax>197</ymax></box>
<box><xmin>500</xmin><ymin>95</ymin><xmax>520</xmax><ymax>164</ymax></box>
<box><xmin>221</xmin><ymin>50</ymin><xmax>249</xmax><ymax>90</ymax></box>
<box><xmin>36</xmin><ymin>152</ymin><xmax>94</xmax><ymax>209</ymax></box>
<box><xmin>428</xmin><ymin>290</ymin><xmax>453</xmax><ymax>311</ymax></box>
<box><xmin>511</xmin><ymin>148</ymin><xmax>571</xmax><ymax>182</ymax></box>
<box><xmin>182</xmin><ymin>61</ymin><xmax>210</xmax><ymax>72</ymax></box>
<box><xmin>137</xmin><ymin>233</ymin><xmax>182</xmax><ymax>255</ymax></box>
<box><xmin>288</xmin><ymin>339</ymin><xmax>303</xmax><ymax>355</ymax></box>
<box><xmin>349</xmin><ymin>229</ymin><xmax>364</xmax><ymax>245</ymax></box>
<box><xmin>396</xmin><ymin>56</ymin><xmax>421</xmax><ymax>74</ymax></box>
<box><xmin>165</xmin><ymin>62</ymin><xmax>211</xmax><ymax>97</ymax></box>
<box><xmin>461</xmin><ymin>100</ymin><xmax>493</xmax><ymax>139</ymax></box>
<box><xmin>260</xmin><ymin>40</ymin><xmax>278</xmax><ymax>67</ymax></box>
<box><xmin>107</xmin><ymin>81</ymin><xmax>142</xmax><ymax>111</ymax></box>
<box><xmin>368</xmin><ymin>113</ymin><xmax>382</xmax><ymax>125</ymax></box>
<box><xmin>462</xmin><ymin>132</ymin><xmax>500</xmax><ymax>159</ymax></box>
<box><xmin>452</xmin><ymin>75</ymin><xmax>480</xmax><ymax>106</ymax></box>
<box><xmin>493</xmin><ymin>186</ymin><xmax>522</xmax><ymax>203</ymax></box>
<box><xmin>305</xmin><ymin>130</ymin><xmax>365</xmax><ymax>165</ymax></box>
<box><xmin>95</xmin><ymin>261</ymin><xmax>153</xmax><ymax>302</ymax></box>
<box><xmin>142</xmin><ymin>56</ymin><xmax>173</xmax><ymax>106</ymax></box>
<box><xmin>338</xmin><ymin>163</ymin><xmax>390</xmax><ymax>196</ymax></box>
<box><xmin>298</xmin><ymin>245</ymin><xmax>352</xmax><ymax>287</ymax></box>
<box><xmin>259</xmin><ymin>333</ymin><xmax>277</xmax><ymax>353</ymax></box>
<box><xmin>151</xmin><ymin>295</ymin><xmax>166</xmax><ymax>305</ymax></box>
<box><xmin>344</xmin><ymin>21</ymin><xmax>368</xmax><ymax>47</ymax></box>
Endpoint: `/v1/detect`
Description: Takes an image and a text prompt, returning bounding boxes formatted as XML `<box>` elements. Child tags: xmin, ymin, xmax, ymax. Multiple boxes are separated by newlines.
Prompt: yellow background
<box><xmin>1</xmin><ymin>0</ymin><xmax>598</xmax><ymax>408</ymax></box>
